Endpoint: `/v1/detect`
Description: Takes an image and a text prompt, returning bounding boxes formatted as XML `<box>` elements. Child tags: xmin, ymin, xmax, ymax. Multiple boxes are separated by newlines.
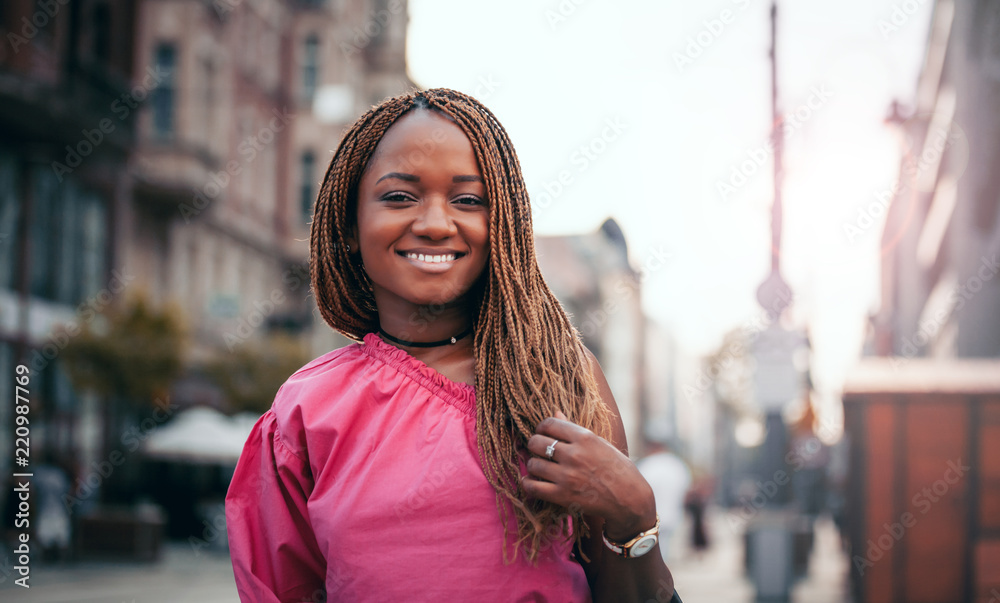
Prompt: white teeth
<box><xmin>406</xmin><ymin>253</ymin><xmax>457</xmax><ymax>263</ymax></box>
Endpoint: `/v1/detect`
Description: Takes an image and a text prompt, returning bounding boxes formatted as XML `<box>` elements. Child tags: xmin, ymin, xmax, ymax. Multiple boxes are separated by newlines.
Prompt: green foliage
<box><xmin>205</xmin><ymin>334</ymin><xmax>310</xmax><ymax>414</ymax></box>
<box><xmin>62</xmin><ymin>295</ymin><xmax>185</xmax><ymax>407</ymax></box>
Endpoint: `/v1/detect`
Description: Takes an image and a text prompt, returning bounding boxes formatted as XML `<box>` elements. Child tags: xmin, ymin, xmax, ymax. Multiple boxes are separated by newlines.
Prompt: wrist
<box><xmin>603</xmin><ymin>502</ymin><xmax>657</xmax><ymax>542</ymax></box>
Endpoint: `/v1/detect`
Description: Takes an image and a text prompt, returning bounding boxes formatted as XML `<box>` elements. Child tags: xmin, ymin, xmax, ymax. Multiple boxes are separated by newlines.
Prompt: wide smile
<box><xmin>396</xmin><ymin>249</ymin><xmax>466</xmax><ymax>273</ymax></box>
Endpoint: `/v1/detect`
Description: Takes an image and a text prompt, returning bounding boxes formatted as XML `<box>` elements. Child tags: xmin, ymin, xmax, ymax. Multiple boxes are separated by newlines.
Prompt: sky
<box><xmin>405</xmin><ymin>0</ymin><xmax>935</xmax><ymax>428</ymax></box>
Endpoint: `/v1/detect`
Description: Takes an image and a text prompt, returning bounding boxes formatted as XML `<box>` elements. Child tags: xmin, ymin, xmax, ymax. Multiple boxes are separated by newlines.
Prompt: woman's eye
<box><xmin>382</xmin><ymin>192</ymin><xmax>415</xmax><ymax>203</ymax></box>
<box><xmin>454</xmin><ymin>195</ymin><xmax>484</xmax><ymax>206</ymax></box>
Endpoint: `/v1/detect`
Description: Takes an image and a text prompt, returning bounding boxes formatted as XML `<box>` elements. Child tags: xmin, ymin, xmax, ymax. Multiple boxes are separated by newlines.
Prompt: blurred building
<box><xmin>0</xmin><ymin>0</ymin><xmax>139</xmax><ymax>468</ymax></box>
<box><xmin>129</xmin><ymin>0</ymin><xmax>413</xmax><ymax>362</ymax></box>
<box><xmin>873</xmin><ymin>0</ymin><xmax>1000</xmax><ymax>360</ymax></box>
<box><xmin>0</xmin><ymin>0</ymin><xmax>413</xmax><ymax>474</ymax></box>
<box><xmin>846</xmin><ymin>2</ymin><xmax>1000</xmax><ymax>600</ymax></box>
<box><xmin>535</xmin><ymin>218</ymin><xmax>679</xmax><ymax>457</ymax></box>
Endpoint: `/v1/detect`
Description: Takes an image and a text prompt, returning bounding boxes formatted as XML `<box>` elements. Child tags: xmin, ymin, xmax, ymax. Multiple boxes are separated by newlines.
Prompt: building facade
<box><xmin>0</xmin><ymin>0</ymin><xmax>414</xmax><ymax>477</ymax></box>
<box><xmin>535</xmin><ymin>218</ymin><xmax>656</xmax><ymax>457</ymax></box>
<box><xmin>0</xmin><ymin>0</ymin><xmax>139</xmax><ymax>471</ymax></box>
<box><xmin>873</xmin><ymin>0</ymin><xmax>1000</xmax><ymax>361</ymax></box>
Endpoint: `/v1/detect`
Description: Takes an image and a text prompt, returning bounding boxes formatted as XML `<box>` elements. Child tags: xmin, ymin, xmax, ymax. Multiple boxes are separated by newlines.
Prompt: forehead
<box><xmin>366</xmin><ymin>109</ymin><xmax>481</xmax><ymax>173</ymax></box>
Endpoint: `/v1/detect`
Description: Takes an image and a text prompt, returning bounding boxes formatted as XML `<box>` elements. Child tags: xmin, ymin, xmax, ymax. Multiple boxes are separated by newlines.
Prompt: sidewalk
<box><xmin>0</xmin><ymin>508</ymin><xmax>850</xmax><ymax>602</ymax></box>
<box><xmin>666</xmin><ymin>507</ymin><xmax>851</xmax><ymax>603</ymax></box>
<box><xmin>0</xmin><ymin>544</ymin><xmax>239</xmax><ymax>603</ymax></box>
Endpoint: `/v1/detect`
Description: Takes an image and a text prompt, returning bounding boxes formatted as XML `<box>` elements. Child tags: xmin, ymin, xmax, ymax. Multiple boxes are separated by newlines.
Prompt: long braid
<box><xmin>309</xmin><ymin>88</ymin><xmax>614</xmax><ymax>562</ymax></box>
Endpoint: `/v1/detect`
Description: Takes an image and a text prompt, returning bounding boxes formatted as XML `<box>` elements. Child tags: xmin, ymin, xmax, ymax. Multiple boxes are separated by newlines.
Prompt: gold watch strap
<box><xmin>602</xmin><ymin>514</ymin><xmax>660</xmax><ymax>557</ymax></box>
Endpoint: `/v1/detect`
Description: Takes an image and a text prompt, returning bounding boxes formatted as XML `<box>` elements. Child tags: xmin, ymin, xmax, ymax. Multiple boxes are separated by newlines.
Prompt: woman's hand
<box><xmin>522</xmin><ymin>410</ymin><xmax>657</xmax><ymax>541</ymax></box>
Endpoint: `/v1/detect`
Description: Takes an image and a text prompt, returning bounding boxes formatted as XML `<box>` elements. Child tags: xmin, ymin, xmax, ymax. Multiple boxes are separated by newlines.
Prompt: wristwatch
<box><xmin>602</xmin><ymin>514</ymin><xmax>660</xmax><ymax>558</ymax></box>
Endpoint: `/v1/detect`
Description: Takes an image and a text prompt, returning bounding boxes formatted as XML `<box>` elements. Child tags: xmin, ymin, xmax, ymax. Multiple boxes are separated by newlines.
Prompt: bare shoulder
<box><xmin>580</xmin><ymin>345</ymin><xmax>629</xmax><ymax>456</ymax></box>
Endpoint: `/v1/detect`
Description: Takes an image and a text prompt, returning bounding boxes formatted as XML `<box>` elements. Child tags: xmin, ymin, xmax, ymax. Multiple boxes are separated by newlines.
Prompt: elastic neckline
<box><xmin>360</xmin><ymin>332</ymin><xmax>476</xmax><ymax>416</ymax></box>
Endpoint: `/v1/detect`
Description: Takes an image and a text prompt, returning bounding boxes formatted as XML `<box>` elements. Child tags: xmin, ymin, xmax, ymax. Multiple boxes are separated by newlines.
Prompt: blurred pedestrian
<box><xmin>35</xmin><ymin>456</ymin><xmax>72</xmax><ymax>562</ymax></box>
<box><xmin>685</xmin><ymin>476</ymin><xmax>712</xmax><ymax>559</ymax></box>
<box><xmin>788</xmin><ymin>403</ymin><xmax>830</xmax><ymax>518</ymax></box>
<box><xmin>637</xmin><ymin>422</ymin><xmax>691</xmax><ymax>561</ymax></box>
<box><xmin>226</xmin><ymin>89</ymin><xmax>683</xmax><ymax>603</ymax></box>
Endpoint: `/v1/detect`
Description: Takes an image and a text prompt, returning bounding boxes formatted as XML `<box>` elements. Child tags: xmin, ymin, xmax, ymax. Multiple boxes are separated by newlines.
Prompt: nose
<box><xmin>411</xmin><ymin>198</ymin><xmax>457</xmax><ymax>239</ymax></box>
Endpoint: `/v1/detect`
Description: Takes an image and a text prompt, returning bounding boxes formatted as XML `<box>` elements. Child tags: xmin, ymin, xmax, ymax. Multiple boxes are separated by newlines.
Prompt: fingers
<box><xmin>521</xmin><ymin>475</ymin><xmax>568</xmax><ymax>507</ymax></box>
<box><xmin>526</xmin><ymin>433</ymin><xmax>566</xmax><ymax>462</ymax></box>
<box><xmin>534</xmin><ymin>414</ymin><xmax>590</xmax><ymax>443</ymax></box>
<box><xmin>525</xmin><ymin>455</ymin><xmax>562</xmax><ymax>483</ymax></box>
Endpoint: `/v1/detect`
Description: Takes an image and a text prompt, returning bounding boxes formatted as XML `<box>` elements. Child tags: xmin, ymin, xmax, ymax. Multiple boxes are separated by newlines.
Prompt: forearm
<box><xmin>590</xmin><ymin>543</ymin><xmax>676</xmax><ymax>603</ymax></box>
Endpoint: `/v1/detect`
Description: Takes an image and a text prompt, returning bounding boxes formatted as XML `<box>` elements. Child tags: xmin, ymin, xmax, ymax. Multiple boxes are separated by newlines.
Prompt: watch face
<box><xmin>629</xmin><ymin>535</ymin><xmax>657</xmax><ymax>558</ymax></box>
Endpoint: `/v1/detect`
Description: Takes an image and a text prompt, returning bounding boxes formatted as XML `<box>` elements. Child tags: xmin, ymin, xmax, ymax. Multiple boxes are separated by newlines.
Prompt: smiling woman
<box><xmin>225</xmin><ymin>89</ymin><xmax>683</xmax><ymax>603</ymax></box>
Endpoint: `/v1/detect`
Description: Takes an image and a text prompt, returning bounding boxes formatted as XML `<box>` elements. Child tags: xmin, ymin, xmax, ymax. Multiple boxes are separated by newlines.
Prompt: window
<box><xmin>151</xmin><ymin>43</ymin><xmax>177</xmax><ymax>139</ymax></box>
<box><xmin>300</xmin><ymin>152</ymin><xmax>315</xmax><ymax>223</ymax></box>
<box><xmin>28</xmin><ymin>167</ymin><xmax>58</xmax><ymax>299</ymax></box>
<box><xmin>28</xmin><ymin>167</ymin><xmax>108</xmax><ymax>304</ymax></box>
<box><xmin>0</xmin><ymin>152</ymin><xmax>20</xmax><ymax>291</ymax></box>
<box><xmin>302</xmin><ymin>35</ymin><xmax>320</xmax><ymax>103</ymax></box>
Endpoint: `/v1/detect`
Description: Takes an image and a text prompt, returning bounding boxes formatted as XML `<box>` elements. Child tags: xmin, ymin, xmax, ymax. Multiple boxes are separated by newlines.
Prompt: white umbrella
<box><xmin>143</xmin><ymin>406</ymin><xmax>259</xmax><ymax>464</ymax></box>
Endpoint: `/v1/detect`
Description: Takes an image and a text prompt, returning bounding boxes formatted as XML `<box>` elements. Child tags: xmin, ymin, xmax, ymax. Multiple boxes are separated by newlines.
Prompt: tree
<box><xmin>62</xmin><ymin>294</ymin><xmax>185</xmax><ymax>464</ymax></box>
<box><xmin>205</xmin><ymin>333</ymin><xmax>309</xmax><ymax>414</ymax></box>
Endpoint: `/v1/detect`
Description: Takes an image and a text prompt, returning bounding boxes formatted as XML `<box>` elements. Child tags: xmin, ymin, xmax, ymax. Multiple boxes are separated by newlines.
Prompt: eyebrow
<box><xmin>375</xmin><ymin>172</ymin><xmax>484</xmax><ymax>184</ymax></box>
<box><xmin>375</xmin><ymin>172</ymin><xmax>419</xmax><ymax>184</ymax></box>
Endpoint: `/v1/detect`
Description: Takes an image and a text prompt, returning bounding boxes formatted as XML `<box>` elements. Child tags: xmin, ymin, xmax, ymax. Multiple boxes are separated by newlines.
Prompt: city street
<box><xmin>0</xmin><ymin>507</ymin><xmax>849</xmax><ymax>602</ymax></box>
<box><xmin>0</xmin><ymin>545</ymin><xmax>240</xmax><ymax>603</ymax></box>
<box><xmin>668</xmin><ymin>509</ymin><xmax>850</xmax><ymax>602</ymax></box>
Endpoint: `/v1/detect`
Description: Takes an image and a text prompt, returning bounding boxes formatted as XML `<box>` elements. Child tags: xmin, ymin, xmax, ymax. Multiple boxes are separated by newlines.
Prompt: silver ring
<box><xmin>545</xmin><ymin>439</ymin><xmax>558</xmax><ymax>460</ymax></box>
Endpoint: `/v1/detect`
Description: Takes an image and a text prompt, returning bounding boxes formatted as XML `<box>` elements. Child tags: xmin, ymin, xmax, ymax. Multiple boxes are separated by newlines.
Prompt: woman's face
<box><xmin>353</xmin><ymin>109</ymin><xmax>490</xmax><ymax>311</ymax></box>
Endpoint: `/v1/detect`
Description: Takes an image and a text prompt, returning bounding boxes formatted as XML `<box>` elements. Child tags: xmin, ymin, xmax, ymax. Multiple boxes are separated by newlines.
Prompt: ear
<box><xmin>344</xmin><ymin>227</ymin><xmax>359</xmax><ymax>252</ymax></box>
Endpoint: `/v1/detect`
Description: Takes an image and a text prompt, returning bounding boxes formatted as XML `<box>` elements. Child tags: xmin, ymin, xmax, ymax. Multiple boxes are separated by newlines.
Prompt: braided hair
<box><xmin>309</xmin><ymin>88</ymin><xmax>613</xmax><ymax>562</ymax></box>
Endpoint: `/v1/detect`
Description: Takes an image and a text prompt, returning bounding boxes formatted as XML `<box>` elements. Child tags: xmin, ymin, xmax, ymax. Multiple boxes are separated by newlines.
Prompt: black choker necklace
<box><xmin>378</xmin><ymin>326</ymin><xmax>473</xmax><ymax>348</ymax></box>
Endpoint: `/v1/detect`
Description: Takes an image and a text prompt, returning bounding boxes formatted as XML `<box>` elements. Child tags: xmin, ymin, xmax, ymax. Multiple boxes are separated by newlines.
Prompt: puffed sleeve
<box><xmin>226</xmin><ymin>410</ymin><xmax>327</xmax><ymax>602</ymax></box>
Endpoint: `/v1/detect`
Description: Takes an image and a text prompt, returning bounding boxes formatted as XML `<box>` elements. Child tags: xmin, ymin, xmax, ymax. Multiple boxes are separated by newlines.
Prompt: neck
<box><xmin>376</xmin><ymin>298</ymin><xmax>474</xmax><ymax>350</ymax></box>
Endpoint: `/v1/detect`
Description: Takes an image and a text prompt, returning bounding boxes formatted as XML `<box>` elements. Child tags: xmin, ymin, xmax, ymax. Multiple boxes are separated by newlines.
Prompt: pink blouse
<box><xmin>225</xmin><ymin>333</ymin><xmax>592</xmax><ymax>602</ymax></box>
